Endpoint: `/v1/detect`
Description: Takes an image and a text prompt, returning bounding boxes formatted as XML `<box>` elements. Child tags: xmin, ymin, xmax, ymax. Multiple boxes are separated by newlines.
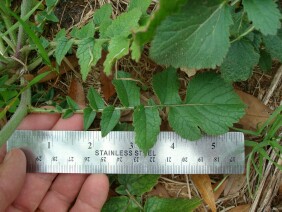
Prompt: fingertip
<box><xmin>52</xmin><ymin>114</ymin><xmax>83</xmax><ymax>130</ymax></box>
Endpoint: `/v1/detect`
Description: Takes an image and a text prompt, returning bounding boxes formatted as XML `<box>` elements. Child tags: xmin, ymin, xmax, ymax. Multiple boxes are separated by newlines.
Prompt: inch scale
<box><xmin>7</xmin><ymin>130</ymin><xmax>244</xmax><ymax>174</ymax></box>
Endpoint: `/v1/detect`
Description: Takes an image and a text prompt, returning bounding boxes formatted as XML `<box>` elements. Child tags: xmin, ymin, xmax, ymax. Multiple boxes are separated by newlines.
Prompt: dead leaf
<box><xmin>228</xmin><ymin>204</ymin><xmax>251</xmax><ymax>212</ymax></box>
<box><xmin>236</xmin><ymin>90</ymin><xmax>272</xmax><ymax>130</ymax></box>
<box><xmin>147</xmin><ymin>183</ymin><xmax>171</xmax><ymax>198</ymax></box>
<box><xmin>37</xmin><ymin>55</ymin><xmax>78</xmax><ymax>82</ymax></box>
<box><xmin>68</xmin><ymin>77</ymin><xmax>85</xmax><ymax>106</ymax></box>
<box><xmin>180</xmin><ymin>67</ymin><xmax>197</xmax><ymax>77</ymax></box>
<box><xmin>224</xmin><ymin>175</ymin><xmax>246</xmax><ymax>196</ymax></box>
<box><xmin>213</xmin><ymin>178</ymin><xmax>228</xmax><ymax>201</ymax></box>
<box><xmin>191</xmin><ymin>174</ymin><xmax>216</xmax><ymax>212</ymax></box>
<box><xmin>100</xmin><ymin>70</ymin><xmax>116</xmax><ymax>101</ymax></box>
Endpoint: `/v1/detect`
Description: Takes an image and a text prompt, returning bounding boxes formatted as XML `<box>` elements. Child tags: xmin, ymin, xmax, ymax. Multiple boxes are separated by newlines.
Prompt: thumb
<box><xmin>0</xmin><ymin>149</ymin><xmax>26</xmax><ymax>211</ymax></box>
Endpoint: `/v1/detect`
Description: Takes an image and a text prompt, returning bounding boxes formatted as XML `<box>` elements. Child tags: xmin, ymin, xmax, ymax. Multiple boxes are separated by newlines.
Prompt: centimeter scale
<box><xmin>7</xmin><ymin>130</ymin><xmax>245</xmax><ymax>174</ymax></box>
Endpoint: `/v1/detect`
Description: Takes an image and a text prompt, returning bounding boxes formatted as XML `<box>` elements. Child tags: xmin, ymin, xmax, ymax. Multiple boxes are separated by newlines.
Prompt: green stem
<box><xmin>0</xmin><ymin>9</ymin><xmax>17</xmax><ymax>45</ymax></box>
<box><xmin>125</xmin><ymin>189</ymin><xmax>144</xmax><ymax>210</ymax></box>
<box><xmin>15</xmin><ymin>0</ymin><xmax>32</xmax><ymax>59</ymax></box>
<box><xmin>230</xmin><ymin>26</ymin><xmax>255</xmax><ymax>43</ymax></box>
<box><xmin>0</xmin><ymin>79</ymin><xmax>31</xmax><ymax>147</ymax></box>
<box><xmin>230</xmin><ymin>0</ymin><xmax>241</xmax><ymax>6</ymax></box>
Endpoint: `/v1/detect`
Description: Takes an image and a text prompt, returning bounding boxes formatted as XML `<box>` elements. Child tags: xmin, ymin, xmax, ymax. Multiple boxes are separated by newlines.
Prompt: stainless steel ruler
<box><xmin>7</xmin><ymin>130</ymin><xmax>244</xmax><ymax>174</ymax></box>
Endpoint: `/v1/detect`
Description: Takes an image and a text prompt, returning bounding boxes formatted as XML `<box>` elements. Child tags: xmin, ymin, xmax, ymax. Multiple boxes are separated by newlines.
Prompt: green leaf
<box><xmin>66</xmin><ymin>96</ymin><xmax>79</xmax><ymax>110</ymax></box>
<box><xmin>150</xmin><ymin>0</ymin><xmax>232</xmax><ymax>69</ymax></box>
<box><xmin>93</xmin><ymin>4</ymin><xmax>112</xmax><ymax>25</ymax></box>
<box><xmin>92</xmin><ymin>39</ymin><xmax>105</xmax><ymax>67</ymax></box>
<box><xmin>130</xmin><ymin>39</ymin><xmax>141</xmax><ymax>62</ymax></box>
<box><xmin>134</xmin><ymin>0</ymin><xmax>186</xmax><ymax>47</ymax></box>
<box><xmin>133</xmin><ymin>105</ymin><xmax>161</xmax><ymax>155</ymax></box>
<box><xmin>168</xmin><ymin>72</ymin><xmax>245</xmax><ymax>141</ymax></box>
<box><xmin>105</xmin><ymin>8</ymin><xmax>142</xmax><ymax>38</ymax></box>
<box><xmin>242</xmin><ymin>0</ymin><xmax>281</xmax><ymax>35</ymax></box>
<box><xmin>220</xmin><ymin>39</ymin><xmax>260</xmax><ymax>81</ymax></box>
<box><xmin>258</xmin><ymin>49</ymin><xmax>272</xmax><ymax>72</ymax></box>
<box><xmin>103</xmin><ymin>37</ymin><xmax>130</xmax><ymax>75</ymax></box>
<box><xmin>102</xmin><ymin>196</ymin><xmax>140</xmax><ymax>212</ymax></box>
<box><xmin>83</xmin><ymin>107</ymin><xmax>96</xmax><ymax>130</ymax></box>
<box><xmin>76</xmin><ymin>38</ymin><xmax>94</xmax><ymax>81</ymax></box>
<box><xmin>152</xmin><ymin>67</ymin><xmax>181</xmax><ymax>104</ymax></box>
<box><xmin>264</xmin><ymin>28</ymin><xmax>282</xmax><ymax>62</ymax></box>
<box><xmin>101</xmin><ymin>106</ymin><xmax>121</xmax><ymax>137</ymax></box>
<box><xmin>62</xmin><ymin>108</ymin><xmax>74</xmax><ymax>119</ymax></box>
<box><xmin>46</xmin><ymin>0</ymin><xmax>57</xmax><ymax>8</ymax></box>
<box><xmin>144</xmin><ymin>197</ymin><xmax>201</xmax><ymax>212</ymax></box>
<box><xmin>116</xmin><ymin>174</ymin><xmax>160</xmax><ymax>195</ymax></box>
<box><xmin>128</xmin><ymin>0</ymin><xmax>151</xmax><ymax>15</ymax></box>
<box><xmin>54</xmin><ymin>29</ymin><xmax>73</xmax><ymax>65</ymax></box>
<box><xmin>87</xmin><ymin>87</ymin><xmax>105</xmax><ymax>110</ymax></box>
<box><xmin>112</xmin><ymin>71</ymin><xmax>140</xmax><ymax>107</ymax></box>
<box><xmin>71</xmin><ymin>22</ymin><xmax>95</xmax><ymax>39</ymax></box>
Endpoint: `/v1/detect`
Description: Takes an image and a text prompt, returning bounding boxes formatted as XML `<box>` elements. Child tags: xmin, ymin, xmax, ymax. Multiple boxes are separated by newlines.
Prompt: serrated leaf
<box><xmin>112</xmin><ymin>71</ymin><xmax>140</xmax><ymax>107</ymax></box>
<box><xmin>133</xmin><ymin>105</ymin><xmax>161</xmax><ymax>155</ymax></box>
<box><xmin>103</xmin><ymin>37</ymin><xmax>130</xmax><ymax>75</ymax></box>
<box><xmin>66</xmin><ymin>96</ymin><xmax>80</xmax><ymax>110</ymax></box>
<box><xmin>258</xmin><ymin>49</ymin><xmax>272</xmax><ymax>72</ymax></box>
<box><xmin>71</xmin><ymin>22</ymin><xmax>95</xmax><ymax>39</ymax></box>
<box><xmin>168</xmin><ymin>72</ymin><xmax>245</xmax><ymax>141</ymax></box>
<box><xmin>54</xmin><ymin>29</ymin><xmax>74</xmax><ymax>65</ymax></box>
<box><xmin>93</xmin><ymin>4</ymin><xmax>112</xmax><ymax>25</ymax></box>
<box><xmin>220</xmin><ymin>39</ymin><xmax>260</xmax><ymax>82</ymax></box>
<box><xmin>242</xmin><ymin>0</ymin><xmax>281</xmax><ymax>35</ymax></box>
<box><xmin>130</xmin><ymin>39</ymin><xmax>141</xmax><ymax>62</ymax></box>
<box><xmin>102</xmin><ymin>196</ymin><xmax>140</xmax><ymax>212</ymax></box>
<box><xmin>116</xmin><ymin>174</ymin><xmax>160</xmax><ymax>195</ymax></box>
<box><xmin>105</xmin><ymin>8</ymin><xmax>142</xmax><ymax>38</ymax></box>
<box><xmin>83</xmin><ymin>107</ymin><xmax>96</xmax><ymax>130</ymax></box>
<box><xmin>101</xmin><ymin>106</ymin><xmax>121</xmax><ymax>137</ymax></box>
<box><xmin>62</xmin><ymin>108</ymin><xmax>74</xmax><ymax>119</ymax></box>
<box><xmin>152</xmin><ymin>67</ymin><xmax>181</xmax><ymax>104</ymax></box>
<box><xmin>76</xmin><ymin>38</ymin><xmax>94</xmax><ymax>81</ymax></box>
<box><xmin>134</xmin><ymin>0</ymin><xmax>186</xmax><ymax>46</ymax></box>
<box><xmin>87</xmin><ymin>87</ymin><xmax>105</xmax><ymax>110</ymax></box>
<box><xmin>150</xmin><ymin>0</ymin><xmax>232</xmax><ymax>69</ymax></box>
<box><xmin>92</xmin><ymin>39</ymin><xmax>105</xmax><ymax>67</ymax></box>
<box><xmin>144</xmin><ymin>197</ymin><xmax>201</xmax><ymax>212</ymax></box>
<box><xmin>128</xmin><ymin>0</ymin><xmax>151</xmax><ymax>15</ymax></box>
<box><xmin>264</xmin><ymin>28</ymin><xmax>282</xmax><ymax>62</ymax></box>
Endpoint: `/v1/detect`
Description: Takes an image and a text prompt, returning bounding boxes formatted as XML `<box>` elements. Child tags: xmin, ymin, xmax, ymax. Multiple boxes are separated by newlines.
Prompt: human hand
<box><xmin>0</xmin><ymin>112</ymin><xmax>109</xmax><ymax>211</ymax></box>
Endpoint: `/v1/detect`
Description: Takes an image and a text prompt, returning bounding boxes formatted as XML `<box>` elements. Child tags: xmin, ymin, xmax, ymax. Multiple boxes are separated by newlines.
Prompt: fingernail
<box><xmin>4</xmin><ymin>150</ymin><xmax>13</xmax><ymax>162</ymax></box>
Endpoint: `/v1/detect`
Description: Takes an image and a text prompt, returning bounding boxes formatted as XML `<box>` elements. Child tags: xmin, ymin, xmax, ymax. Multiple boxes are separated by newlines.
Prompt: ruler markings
<box><xmin>7</xmin><ymin>130</ymin><xmax>244</xmax><ymax>174</ymax></box>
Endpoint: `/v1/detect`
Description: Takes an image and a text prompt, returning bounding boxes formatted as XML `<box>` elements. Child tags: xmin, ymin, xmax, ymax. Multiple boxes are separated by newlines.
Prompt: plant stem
<box><xmin>0</xmin><ymin>9</ymin><xmax>17</xmax><ymax>45</ymax></box>
<box><xmin>0</xmin><ymin>79</ymin><xmax>31</xmax><ymax>147</ymax></box>
<box><xmin>125</xmin><ymin>189</ymin><xmax>144</xmax><ymax>210</ymax></box>
<box><xmin>230</xmin><ymin>26</ymin><xmax>255</xmax><ymax>43</ymax></box>
<box><xmin>15</xmin><ymin>0</ymin><xmax>32</xmax><ymax>59</ymax></box>
<box><xmin>230</xmin><ymin>0</ymin><xmax>241</xmax><ymax>7</ymax></box>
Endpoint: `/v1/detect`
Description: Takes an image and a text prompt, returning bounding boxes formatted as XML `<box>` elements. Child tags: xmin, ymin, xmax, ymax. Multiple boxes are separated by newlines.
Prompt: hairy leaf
<box><xmin>128</xmin><ymin>0</ymin><xmax>151</xmax><ymax>15</ymax></box>
<box><xmin>150</xmin><ymin>0</ymin><xmax>232</xmax><ymax>69</ymax></box>
<box><xmin>66</xmin><ymin>96</ymin><xmax>79</xmax><ymax>110</ymax></box>
<box><xmin>93</xmin><ymin>4</ymin><xmax>112</xmax><ymax>25</ymax></box>
<box><xmin>112</xmin><ymin>71</ymin><xmax>140</xmax><ymax>107</ymax></box>
<box><xmin>168</xmin><ymin>72</ymin><xmax>245</xmax><ymax>140</ymax></box>
<box><xmin>144</xmin><ymin>197</ymin><xmax>201</xmax><ymax>212</ymax></box>
<box><xmin>83</xmin><ymin>107</ymin><xmax>96</xmax><ymax>130</ymax></box>
<box><xmin>264</xmin><ymin>29</ymin><xmax>282</xmax><ymax>62</ymax></box>
<box><xmin>103</xmin><ymin>37</ymin><xmax>130</xmax><ymax>75</ymax></box>
<box><xmin>102</xmin><ymin>196</ymin><xmax>139</xmax><ymax>212</ymax></box>
<box><xmin>152</xmin><ymin>67</ymin><xmax>181</xmax><ymax>104</ymax></box>
<box><xmin>105</xmin><ymin>8</ymin><xmax>142</xmax><ymax>38</ymax></box>
<box><xmin>116</xmin><ymin>174</ymin><xmax>160</xmax><ymax>195</ymax></box>
<box><xmin>54</xmin><ymin>29</ymin><xmax>73</xmax><ymax>65</ymax></box>
<box><xmin>71</xmin><ymin>22</ymin><xmax>95</xmax><ymax>39</ymax></box>
<box><xmin>133</xmin><ymin>105</ymin><xmax>161</xmax><ymax>155</ymax></box>
<box><xmin>92</xmin><ymin>39</ymin><xmax>105</xmax><ymax>67</ymax></box>
<box><xmin>87</xmin><ymin>87</ymin><xmax>105</xmax><ymax>110</ymax></box>
<box><xmin>101</xmin><ymin>106</ymin><xmax>121</xmax><ymax>137</ymax></box>
<box><xmin>76</xmin><ymin>38</ymin><xmax>94</xmax><ymax>81</ymax></box>
<box><xmin>134</xmin><ymin>0</ymin><xmax>186</xmax><ymax>47</ymax></box>
<box><xmin>242</xmin><ymin>0</ymin><xmax>281</xmax><ymax>35</ymax></box>
<box><xmin>220</xmin><ymin>39</ymin><xmax>260</xmax><ymax>81</ymax></box>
